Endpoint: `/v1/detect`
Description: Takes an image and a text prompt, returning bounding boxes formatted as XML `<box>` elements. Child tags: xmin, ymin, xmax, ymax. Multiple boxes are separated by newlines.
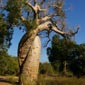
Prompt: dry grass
<box><xmin>38</xmin><ymin>75</ymin><xmax>85</xmax><ymax>85</ymax></box>
<box><xmin>0</xmin><ymin>75</ymin><xmax>85</xmax><ymax>85</ymax></box>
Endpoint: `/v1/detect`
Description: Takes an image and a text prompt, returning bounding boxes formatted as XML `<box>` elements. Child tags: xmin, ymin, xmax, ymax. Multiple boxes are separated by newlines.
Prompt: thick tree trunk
<box><xmin>18</xmin><ymin>22</ymin><xmax>50</xmax><ymax>85</ymax></box>
<box><xmin>31</xmin><ymin>36</ymin><xmax>41</xmax><ymax>80</ymax></box>
<box><xmin>18</xmin><ymin>34</ymin><xmax>41</xmax><ymax>85</ymax></box>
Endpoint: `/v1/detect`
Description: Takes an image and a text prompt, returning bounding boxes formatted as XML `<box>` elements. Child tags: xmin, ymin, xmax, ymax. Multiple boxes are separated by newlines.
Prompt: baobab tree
<box><xmin>0</xmin><ymin>0</ymin><xmax>79</xmax><ymax>85</ymax></box>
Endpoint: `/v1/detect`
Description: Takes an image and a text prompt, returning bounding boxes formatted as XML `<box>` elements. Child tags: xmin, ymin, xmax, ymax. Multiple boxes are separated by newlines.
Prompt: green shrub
<box><xmin>39</xmin><ymin>62</ymin><xmax>54</xmax><ymax>75</ymax></box>
<box><xmin>0</xmin><ymin>50</ymin><xmax>19</xmax><ymax>75</ymax></box>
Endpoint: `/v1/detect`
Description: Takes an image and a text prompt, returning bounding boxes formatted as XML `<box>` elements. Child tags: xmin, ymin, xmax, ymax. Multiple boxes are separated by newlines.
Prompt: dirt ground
<box><xmin>0</xmin><ymin>78</ymin><xmax>13</xmax><ymax>85</ymax></box>
<box><xmin>0</xmin><ymin>82</ymin><xmax>12</xmax><ymax>85</ymax></box>
<box><xmin>0</xmin><ymin>76</ymin><xmax>17</xmax><ymax>85</ymax></box>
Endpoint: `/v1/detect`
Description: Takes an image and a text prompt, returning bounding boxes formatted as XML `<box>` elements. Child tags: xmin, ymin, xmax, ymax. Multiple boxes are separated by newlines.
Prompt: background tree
<box><xmin>0</xmin><ymin>49</ymin><xmax>19</xmax><ymax>75</ymax></box>
<box><xmin>0</xmin><ymin>0</ymin><xmax>79</xmax><ymax>85</ymax></box>
<box><xmin>68</xmin><ymin>43</ymin><xmax>85</xmax><ymax>77</ymax></box>
<box><xmin>47</xmin><ymin>35</ymin><xmax>75</xmax><ymax>75</ymax></box>
<box><xmin>47</xmin><ymin>35</ymin><xmax>85</xmax><ymax>77</ymax></box>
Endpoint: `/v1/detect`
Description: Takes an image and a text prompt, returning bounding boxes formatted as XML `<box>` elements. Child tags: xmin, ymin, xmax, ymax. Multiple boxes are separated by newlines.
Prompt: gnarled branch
<box><xmin>37</xmin><ymin>20</ymin><xmax>79</xmax><ymax>37</ymax></box>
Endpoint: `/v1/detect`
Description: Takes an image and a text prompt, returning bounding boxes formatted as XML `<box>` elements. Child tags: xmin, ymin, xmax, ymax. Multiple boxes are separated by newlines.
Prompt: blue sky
<box><xmin>8</xmin><ymin>0</ymin><xmax>85</xmax><ymax>62</ymax></box>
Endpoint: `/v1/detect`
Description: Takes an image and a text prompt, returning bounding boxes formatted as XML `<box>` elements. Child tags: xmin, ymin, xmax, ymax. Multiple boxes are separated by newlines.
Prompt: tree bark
<box><xmin>18</xmin><ymin>32</ymin><xmax>41</xmax><ymax>85</ymax></box>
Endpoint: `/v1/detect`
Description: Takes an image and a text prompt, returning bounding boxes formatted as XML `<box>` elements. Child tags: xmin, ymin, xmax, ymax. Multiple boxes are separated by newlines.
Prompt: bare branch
<box><xmin>52</xmin><ymin>25</ymin><xmax>65</xmax><ymax>36</ymax></box>
<box><xmin>52</xmin><ymin>24</ymin><xmax>79</xmax><ymax>37</ymax></box>
<box><xmin>25</xmin><ymin>1</ymin><xmax>35</xmax><ymax>11</ymax></box>
<box><xmin>43</xmin><ymin>30</ymin><xmax>52</xmax><ymax>47</ymax></box>
<box><xmin>34</xmin><ymin>3</ymin><xmax>47</xmax><ymax>12</ymax></box>
<box><xmin>39</xmin><ymin>16</ymin><xmax>51</xmax><ymax>23</ymax></box>
<box><xmin>43</xmin><ymin>39</ymin><xmax>51</xmax><ymax>47</ymax></box>
<box><xmin>36</xmin><ymin>21</ymin><xmax>66</xmax><ymax>36</ymax></box>
<box><xmin>67</xmin><ymin>26</ymin><xmax>80</xmax><ymax>37</ymax></box>
<box><xmin>39</xmin><ymin>8</ymin><xmax>47</xmax><ymax>12</ymax></box>
<box><xmin>37</xmin><ymin>20</ymin><xmax>79</xmax><ymax>38</ymax></box>
<box><xmin>21</xmin><ymin>16</ymin><xmax>26</xmax><ymax>21</ymax></box>
<box><xmin>36</xmin><ymin>21</ymin><xmax>52</xmax><ymax>32</ymax></box>
<box><xmin>25</xmin><ymin>1</ymin><xmax>38</xmax><ymax>20</ymax></box>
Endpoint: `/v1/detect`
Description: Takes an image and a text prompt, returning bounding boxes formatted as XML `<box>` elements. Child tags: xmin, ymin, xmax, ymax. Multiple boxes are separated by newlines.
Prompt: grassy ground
<box><xmin>0</xmin><ymin>75</ymin><xmax>85</xmax><ymax>85</ymax></box>
<box><xmin>37</xmin><ymin>75</ymin><xmax>85</xmax><ymax>85</ymax></box>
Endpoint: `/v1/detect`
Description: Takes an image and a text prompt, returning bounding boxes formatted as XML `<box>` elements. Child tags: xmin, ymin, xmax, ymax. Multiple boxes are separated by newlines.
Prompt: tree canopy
<box><xmin>0</xmin><ymin>0</ymin><xmax>79</xmax><ymax>49</ymax></box>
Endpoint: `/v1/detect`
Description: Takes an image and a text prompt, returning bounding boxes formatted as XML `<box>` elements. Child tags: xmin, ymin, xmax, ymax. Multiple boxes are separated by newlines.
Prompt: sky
<box><xmin>8</xmin><ymin>0</ymin><xmax>85</xmax><ymax>62</ymax></box>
